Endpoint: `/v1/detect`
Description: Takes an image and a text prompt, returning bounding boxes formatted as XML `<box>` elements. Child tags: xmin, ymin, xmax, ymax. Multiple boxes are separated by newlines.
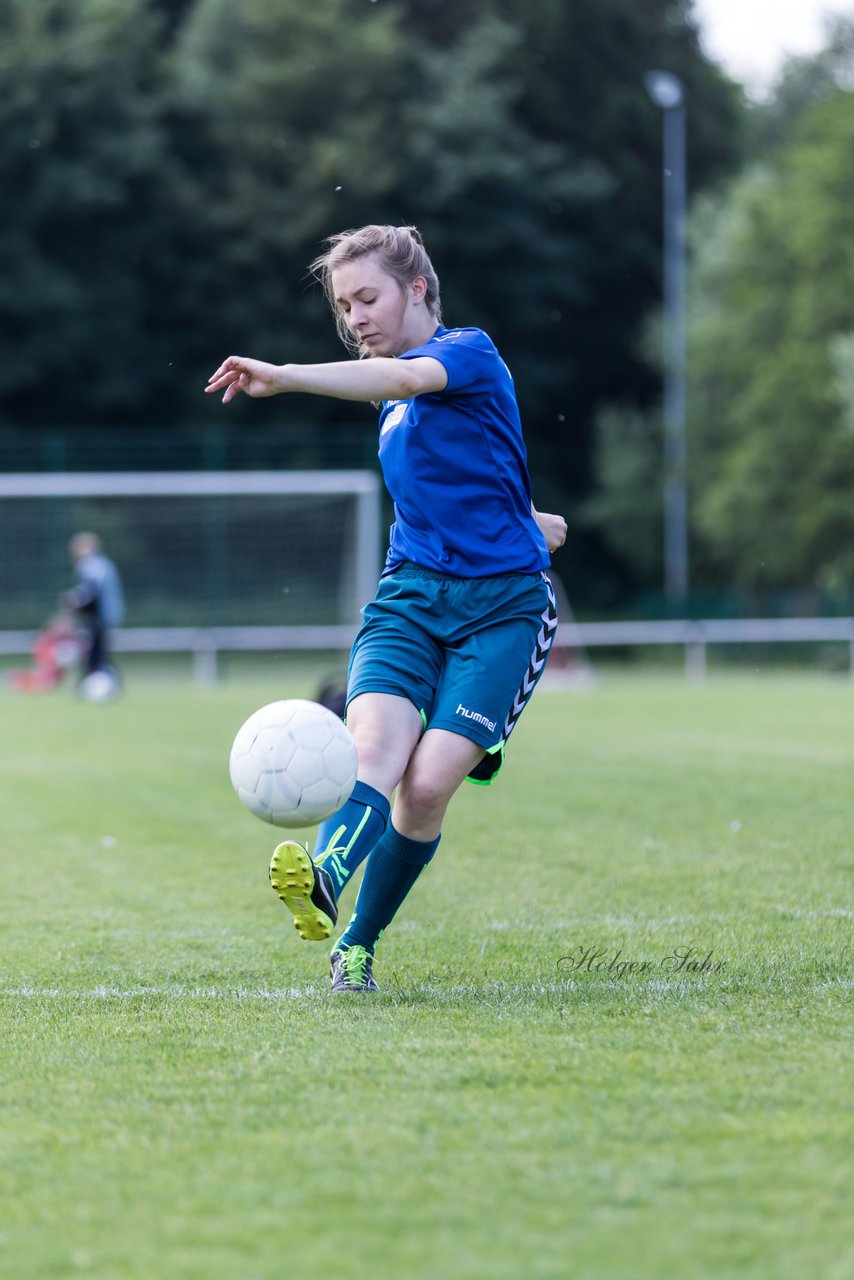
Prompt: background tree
<box><xmin>0</xmin><ymin>0</ymin><xmax>168</xmax><ymax>426</ymax></box>
<box><xmin>687</xmin><ymin>80</ymin><xmax>854</xmax><ymax>603</ymax></box>
<box><xmin>584</xmin><ymin>16</ymin><xmax>854</xmax><ymax>611</ymax></box>
<box><xmin>0</xmin><ymin>0</ymin><xmax>747</xmax><ymax>609</ymax></box>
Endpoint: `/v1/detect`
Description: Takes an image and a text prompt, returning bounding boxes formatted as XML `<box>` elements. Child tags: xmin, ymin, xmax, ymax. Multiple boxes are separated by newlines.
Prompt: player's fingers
<box><xmin>205</xmin><ymin>369</ymin><xmax>241</xmax><ymax>393</ymax></box>
<box><xmin>207</xmin><ymin>356</ymin><xmax>244</xmax><ymax>382</ymax></box>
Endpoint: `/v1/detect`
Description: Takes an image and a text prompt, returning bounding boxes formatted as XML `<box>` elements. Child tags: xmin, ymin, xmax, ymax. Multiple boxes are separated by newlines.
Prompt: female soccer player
<box><xmin>207</xmin><ymin>225</ymin><xmax>566</xmax><ymax>993</ymax></box>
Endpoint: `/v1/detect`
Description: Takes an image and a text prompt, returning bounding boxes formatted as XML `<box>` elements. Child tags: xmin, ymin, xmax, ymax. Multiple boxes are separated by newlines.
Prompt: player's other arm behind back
<box><xmin>205</xmin><ymin>355</ymin><xmax>448</xmax><ymax>404</ymax></box>
<box><xmin>532</xmin><ymin>505</ymin><xmax>567</xmax><ymax>553</ymax></box>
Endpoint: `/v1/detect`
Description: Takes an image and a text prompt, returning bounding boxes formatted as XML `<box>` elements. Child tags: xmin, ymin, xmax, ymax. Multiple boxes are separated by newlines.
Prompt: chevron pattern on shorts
<box><xmin>501</xmin><ymin>573</ymin><xmax>558</xmax><ymax>742</ymax></box>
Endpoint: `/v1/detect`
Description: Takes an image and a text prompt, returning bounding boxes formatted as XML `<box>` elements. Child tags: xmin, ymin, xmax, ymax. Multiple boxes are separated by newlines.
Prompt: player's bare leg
<box><xmin>345</xmin><ymin>692</ymin><xmax>425</xmax><ymax>796</ymax></box>
<box><xmin>393</xmin><ymin>728</ymin><xmax>486</xmax><ymax>840</ymax></box>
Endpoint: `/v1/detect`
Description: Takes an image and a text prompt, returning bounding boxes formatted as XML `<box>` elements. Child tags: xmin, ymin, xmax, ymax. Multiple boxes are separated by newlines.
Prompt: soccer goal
<box><xmin>0</xmin><ymin>472</ymin><xmax>382</xmax><ymax>667</ymax></box>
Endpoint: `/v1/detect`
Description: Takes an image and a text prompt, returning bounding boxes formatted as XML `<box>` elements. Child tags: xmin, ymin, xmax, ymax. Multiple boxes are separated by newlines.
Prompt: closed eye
<box><xmin>339</xmin><ymin>297</ymin><xmax>376</xmax><ymax>315</ymax></box>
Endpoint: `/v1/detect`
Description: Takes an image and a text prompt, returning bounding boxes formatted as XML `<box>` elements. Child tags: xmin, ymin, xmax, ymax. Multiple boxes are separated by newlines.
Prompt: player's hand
<box><xmin>535</xmin><ymin>509</ymin><xmax>567</xmax><ymax>553</ymax></box>
<box><xmin>205</xmin><ymin>356</ymin><xmax>284</xmax><ymax>403</ymax></box>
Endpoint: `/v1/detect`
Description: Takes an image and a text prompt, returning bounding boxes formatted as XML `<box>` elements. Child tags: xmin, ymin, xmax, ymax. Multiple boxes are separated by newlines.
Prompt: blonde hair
<box><xmin>69</xmin><ymin>531</ymin><xmax>101</xmax><ymax>559</ymax></box>
<box><xmin>309</xmin><ymin>224</ymin><xmax>442</xmax><ymax>356</ymax></box>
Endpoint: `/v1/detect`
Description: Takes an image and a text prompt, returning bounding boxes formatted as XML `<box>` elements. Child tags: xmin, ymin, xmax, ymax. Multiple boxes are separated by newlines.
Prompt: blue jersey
<box><xmin>377</xmin><ymin>325</ymin><xmax>549</xmax><ymax>577</ymax></box>
<box><xmin>72</xmin><ymin>553</ymin><xmax>125</xmax><ymax>627</ymax></box>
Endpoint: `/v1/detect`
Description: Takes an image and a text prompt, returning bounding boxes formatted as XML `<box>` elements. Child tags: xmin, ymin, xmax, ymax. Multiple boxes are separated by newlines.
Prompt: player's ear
<box><xmin>410</xmin><ymin>275</ymin><xmax>428</xmax><ymax>305</ymax></box>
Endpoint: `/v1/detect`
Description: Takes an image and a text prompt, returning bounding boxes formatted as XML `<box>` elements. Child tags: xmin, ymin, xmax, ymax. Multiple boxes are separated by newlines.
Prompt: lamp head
<box><xmin>645</xmin><ymin>71</ymin><xmax>684</xmax><ymax>109</ymax></box>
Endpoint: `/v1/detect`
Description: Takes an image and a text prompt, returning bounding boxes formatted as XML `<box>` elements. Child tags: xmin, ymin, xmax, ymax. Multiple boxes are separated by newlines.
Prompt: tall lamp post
<box><xmin>645</xmin><ymin>70</ymin><xmax>688</xmax><ymax>605</ymax></box>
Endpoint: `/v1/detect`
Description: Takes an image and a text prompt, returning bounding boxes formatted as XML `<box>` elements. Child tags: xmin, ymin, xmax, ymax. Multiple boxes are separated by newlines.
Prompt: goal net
<box><xmin>0</xmin><ymin>472</ymin><xmax>382</xmax><ymax>633</ymax></box>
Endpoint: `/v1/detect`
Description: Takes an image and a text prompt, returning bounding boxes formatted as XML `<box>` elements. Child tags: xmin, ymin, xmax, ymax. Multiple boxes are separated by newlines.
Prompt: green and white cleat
<box><xmin>269</xmin><ymin>841</ymin><xmax>338</xmax><ymax>941</ymax></box>
<box><xmin>330</xmin><ymin>945</ymin><xmax>380</xmax><ymax>993</ymax></box>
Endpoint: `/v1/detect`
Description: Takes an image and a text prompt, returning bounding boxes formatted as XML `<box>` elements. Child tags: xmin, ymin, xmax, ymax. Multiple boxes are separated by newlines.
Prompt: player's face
<box><xmin>332</xmin><ymin>255</ymin><xmax>427</xmax><ymax>357</ymax></box>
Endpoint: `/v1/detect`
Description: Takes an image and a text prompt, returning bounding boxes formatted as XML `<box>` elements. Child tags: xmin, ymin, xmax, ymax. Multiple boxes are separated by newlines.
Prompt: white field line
<box><xmin>0</xmin><ymin>979</ymin><xmax>670</xmax><ymax>1001</ymax></box>
<box><xmin>1</xmin><ymin>974</ymin><xmax>848</xmax><ymax>1001</ymax></box>
<box><xmin>2</xmin><ymin>984</ymin><xmax>321</xmax><ymax>1000</ymax></box>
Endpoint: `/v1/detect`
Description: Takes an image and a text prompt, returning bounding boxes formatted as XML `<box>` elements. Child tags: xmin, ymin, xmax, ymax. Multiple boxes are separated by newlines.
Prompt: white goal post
<box><xmin>0</xmin><ymin>471</ymin><xmax>382</xmax><ymax>674</ymax></box>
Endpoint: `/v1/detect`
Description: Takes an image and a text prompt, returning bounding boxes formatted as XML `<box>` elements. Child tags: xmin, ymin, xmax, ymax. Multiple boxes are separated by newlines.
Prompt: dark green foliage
<box><xmin>0</xmin><ymin>0</ymin><xmax>169</xmax><ymax>424</ymax></box>
<box><xmin>0</xmin><ymin>0</ymin><xmax>746</xmax><ymax>604</ymax></box>
<box><xmin>583</xmin><ymin>17</ymin><xmax>854</xmax><ymax>607</ymax></box>
<box><xmin>686</xmin><ymin>81</ymin><xmax>854</xmax><ymax>599</ymax></box>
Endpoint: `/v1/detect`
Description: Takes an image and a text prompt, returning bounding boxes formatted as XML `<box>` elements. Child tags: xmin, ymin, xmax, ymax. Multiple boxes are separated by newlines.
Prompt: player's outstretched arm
<box><xmin>206</xmin><ymin>355</ymin><xmax>447</xmax><ymax>404</ymax></box>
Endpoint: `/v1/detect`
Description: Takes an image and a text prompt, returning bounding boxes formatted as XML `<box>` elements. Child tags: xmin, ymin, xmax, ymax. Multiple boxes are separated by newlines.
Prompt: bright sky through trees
<box><xmin>693</xmin><ymin>0</ymin><xmax>852</xmax><ymax>93</ymax></box>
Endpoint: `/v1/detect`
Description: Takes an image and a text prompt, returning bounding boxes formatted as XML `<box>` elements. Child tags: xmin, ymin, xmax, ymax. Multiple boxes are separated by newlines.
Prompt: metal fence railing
<box><xmin>3</xmin><ymin>617</ymin><xmax>854</xmax><ymax>683</ymax></box>
<box><xmin>561</xmin><ymin>617</ymin><xmax>854</xmax><ymax>681</ymax></box>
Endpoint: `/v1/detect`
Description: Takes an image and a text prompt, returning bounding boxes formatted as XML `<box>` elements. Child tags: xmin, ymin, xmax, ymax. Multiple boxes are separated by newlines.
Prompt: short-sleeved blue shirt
<box><xmin>73</xmin><ymin>553</ymin><xmax>125</xmax><ymax>627</ymax></box>
<box><xmin>377</xmin><ymin>325</ymin><xmax>549</xmax><ymax>577</ymax></box>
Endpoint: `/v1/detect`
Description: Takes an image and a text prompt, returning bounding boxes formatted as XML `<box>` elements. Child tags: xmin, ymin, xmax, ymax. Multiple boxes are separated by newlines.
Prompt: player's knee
<box><xmin>397</xmin><ymin>769</ymin><xmax>453</xmax><ymax>825</ymax></box>
<box><xmin>348</xmin><ymin>725</ymin><xmax>412</xmax><ymax>797</ymax></box>
<box><xmin>349</xmin><ymin>725</ymin><xmax>387</xmax><ymax>773</ymax></box>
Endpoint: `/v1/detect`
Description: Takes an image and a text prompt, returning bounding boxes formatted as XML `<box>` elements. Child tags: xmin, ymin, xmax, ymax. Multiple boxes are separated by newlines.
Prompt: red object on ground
<box><xmin>6</xmin><ymin>617</ymin><xmax>85</xmax><ymax>693</ymax></box>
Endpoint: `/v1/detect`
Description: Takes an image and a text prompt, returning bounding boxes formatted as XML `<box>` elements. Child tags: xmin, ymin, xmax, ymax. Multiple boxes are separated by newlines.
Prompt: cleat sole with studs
<box><xmin>269</xmin><ymin>841</ymin><xmax>334</xmax><ymax>942</ymax></box>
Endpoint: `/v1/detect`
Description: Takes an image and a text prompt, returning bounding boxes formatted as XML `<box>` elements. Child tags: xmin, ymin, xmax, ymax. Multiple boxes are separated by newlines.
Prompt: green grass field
<box><xmin>1</xmin><ymin>667</ymin><xmax>851</xmax><ymax>1280</ymax></box>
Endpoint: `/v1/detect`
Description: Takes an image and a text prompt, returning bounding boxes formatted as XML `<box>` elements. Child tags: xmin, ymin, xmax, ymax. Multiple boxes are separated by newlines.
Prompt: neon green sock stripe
<box><xmin>318</xmin><ymin>786</ymin><xmax>391</xmax><ymax>899</ymax></box>
<box><xmin>319</xmin><ymin>808</ymin><xmax>373</xmax><ymax>862</ymax></box>
<box><xmin>342</xmin><ymin>806</ymin><xmax>372</xmax><ymax>857</ymax></box>
<box><xmin>317</xmin><ymin>824</ymin><xmax>346</xmax><ymax>860</ymax></box>
<box><xmin>320</xmin><ymin>809</ymin><xmax>375</xmax><ymax>891</ymax></box>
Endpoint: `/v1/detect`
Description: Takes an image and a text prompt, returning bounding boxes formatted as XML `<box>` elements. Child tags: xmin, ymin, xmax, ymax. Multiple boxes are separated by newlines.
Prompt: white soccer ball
<box><xmin>78</xmin><ymin>668</ymin><xmax>120</xmax><ymax>702</ymax></box>
<box><xmin>229</xmin><ymin>699</ymin><xmax>358</xmax><ymax>828</ymax></box>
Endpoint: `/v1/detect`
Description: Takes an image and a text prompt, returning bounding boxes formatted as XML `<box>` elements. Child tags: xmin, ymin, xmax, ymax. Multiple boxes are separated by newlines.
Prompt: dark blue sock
<box><xmin>336</xmin><ymin>824</ymin><xmax>440</xmax><ymax>956</ymax></box>
<box><xmin>315</xmin><ymin>781</ymin><xmax>390</xmax><ymax>899</ymax></box>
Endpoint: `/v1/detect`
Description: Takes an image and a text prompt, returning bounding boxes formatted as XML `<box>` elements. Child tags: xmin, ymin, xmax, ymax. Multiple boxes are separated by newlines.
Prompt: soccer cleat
<box><xmin>330</xmin><ymin>945</ymin><xmax>380</xmax><ymax>993</ymax></box>
<box><xmin>269</xmin><ymin>841</ymin><xmax>338</xmax><ymax>941</ymax></box>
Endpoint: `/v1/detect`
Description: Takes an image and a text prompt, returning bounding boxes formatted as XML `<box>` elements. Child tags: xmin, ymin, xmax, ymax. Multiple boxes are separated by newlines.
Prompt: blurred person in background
<box><xmin>63</xmin><ymin>532</ymin><xmax>125</xmax><ymax>690</ymax></box>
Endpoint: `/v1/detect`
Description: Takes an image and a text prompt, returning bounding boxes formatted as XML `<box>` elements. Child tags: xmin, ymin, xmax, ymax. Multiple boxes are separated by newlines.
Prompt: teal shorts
<box><xmin>347</xmin><ymin>564</ymin><xmax>558</xmax><ymax>781</ymax></box>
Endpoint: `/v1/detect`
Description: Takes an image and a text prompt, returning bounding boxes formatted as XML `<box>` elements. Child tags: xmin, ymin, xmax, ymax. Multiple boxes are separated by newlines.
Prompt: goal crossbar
<box><xmin>0</xmin><ymin>471</ymin><xmax>380</xmax><ymax>499</ymax></box>
<box><xmin>0</xmin><ymin>469</ymin><xmax>383</xmax><ymax>636</ymax></box>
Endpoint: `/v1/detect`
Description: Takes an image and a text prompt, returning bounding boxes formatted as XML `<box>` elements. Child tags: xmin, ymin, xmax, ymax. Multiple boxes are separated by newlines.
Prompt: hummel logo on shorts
<box><xmin>455</xmin><ymin>703</ymin><xmax>496</xmax><ymax>732</ymax></box>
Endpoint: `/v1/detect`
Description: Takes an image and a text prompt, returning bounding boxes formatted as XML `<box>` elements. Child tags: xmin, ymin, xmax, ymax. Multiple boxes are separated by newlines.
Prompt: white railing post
<box><xmin>192</xmin><ymin>633</ymin><xmax>218</xmax><ymax>686</ymax></box>
<box><xmin>685</xmin><ymin>624</ymin><xmax>707</xmax><ymax>681</ymax></box>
